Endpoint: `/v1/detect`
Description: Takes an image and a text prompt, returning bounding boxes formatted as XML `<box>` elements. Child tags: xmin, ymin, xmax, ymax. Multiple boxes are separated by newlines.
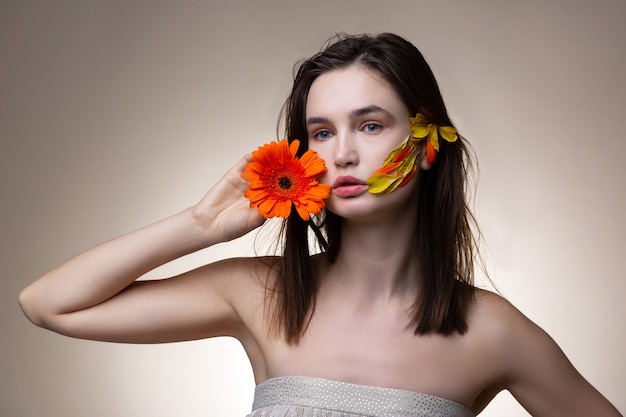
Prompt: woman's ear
<box><xmin>419</xmin><ymin>141</ymin><xmax>433</xmax><ymax>170</ymax></box>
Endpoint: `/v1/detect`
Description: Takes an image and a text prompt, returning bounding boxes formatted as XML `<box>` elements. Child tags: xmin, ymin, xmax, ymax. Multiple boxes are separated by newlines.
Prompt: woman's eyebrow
<box><xmin>306</xmin><ymin>106</ymin><xmax>393</xmax><ymax>126</ymax></box>
<box><xmin>349</xmin><ymin>105</ymin><xmax>393</xmax><ymax>119</ymax></box>
<box><xmin>306</xmin><ymin>116</ymin><xmax>330</xmax><ymax>126</ymax></box>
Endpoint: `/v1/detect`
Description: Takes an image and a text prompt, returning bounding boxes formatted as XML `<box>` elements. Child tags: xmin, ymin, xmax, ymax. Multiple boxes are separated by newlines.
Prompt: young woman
<box><xmin>19</xmin><ymin>33</ymin><xmax>620</xmax><ymax>417</ymax></box>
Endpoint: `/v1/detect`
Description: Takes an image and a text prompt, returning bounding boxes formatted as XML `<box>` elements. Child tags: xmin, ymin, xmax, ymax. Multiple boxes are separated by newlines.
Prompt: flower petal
<box><xmin>258</xmin><ymin>198</ymin><xmax>278</xmax><ymax>218</ymax></box>
<box><xmin>274</xmin><ymin>201</ymin><xmax>292</xmax><ymax>218</ymax></box>
<box><xmin>374</xmin><ymin>162</ymin><xmax>401</xmax><ymax>175</ymax></box>
<box><xmin>306</xmin><ymin>183</ymin><xmax>332</xmax><ymax>199</ymax></box>
<box><xmin>426</xmin><ymin>140</ymin><xmax>437</xmax><ymax>165</ymax></box>
<box><xmin>429</xmin><ymin>128</ymin><xmax>440</xmax><ymax>151</ymax></box>
<box><xmin>289</xmin><ymin>139</ymin><xmax>300</xmax><ymax>157</ymax></box>
<box><xmin>410</xmin><ymin>125</ymin><xmax>429</xmax><ymax>138</ymax></box>
<box><xmin>367</xmin><ymin>135</ymin><xmax>418</xmax><ymax>195</ymax></box>
<box><xmin>367</xmin><ymin>173</ymin><xmax>403</xmax><ymax>195</ymax></box>
<box><xmin>242</xmin><ymin>139</ymin><xmax>330</xmax><ymax>219</ymax></box>
<box><xmin>300</xmin><ymin>149</ymin><xmax>327</xmax><ymax>178</ymax></box>
<box><xmin>398</xmin><ymin>166</ymin><xmax>416</xmax><ymax>187</ymax></box>
<box><xmin>295</xmin><ymin>204</ymin><xmax>311</xmax><ymax>221</ymax></box>
<box><xmin>409</xmin><ymin>114</ymin><xmax>429</xmax><ymax>135</ymax></box>
<box><xmin>439</xmin><ymin>126</ymin><xmax>458</xmax><ymax>142</ymax></box>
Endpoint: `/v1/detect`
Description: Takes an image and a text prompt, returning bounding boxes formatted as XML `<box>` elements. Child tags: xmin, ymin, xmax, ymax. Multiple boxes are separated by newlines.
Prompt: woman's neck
<box><xmin>323</xmin><ymin>203</ymin><xmax>419</xmax><ymax>304</ymax></box>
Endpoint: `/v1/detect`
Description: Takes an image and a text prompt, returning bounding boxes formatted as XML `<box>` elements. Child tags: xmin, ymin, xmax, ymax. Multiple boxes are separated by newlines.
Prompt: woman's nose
<box><xmin>333</xmin><ymin>131</ymin><xmax>359</xmax><ymax>167</ymax></box>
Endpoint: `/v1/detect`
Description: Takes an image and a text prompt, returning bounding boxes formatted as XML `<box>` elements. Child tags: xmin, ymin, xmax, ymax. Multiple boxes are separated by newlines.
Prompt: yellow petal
<box><xmin>398</xmin><ymin>166</ymin><xmax>416</xmax><ymax>187</ymax></box>
<box><xmin>410</xmin><ymin>113</ymin><xmax>428</xmax><ymax>126</ymax></box>
<box><xmin>380</xmin><ymin>135</ymin><xmax>410</xmax><ymax>165</ymax></box>
<box><xmin>367</xmin><ymin>173</ymin><xmax>402</xmax><ymax>195</ymax></box>
<box><xmin>395</xmin><ymin>151</ymin><xmax>418</xmax><ymax>177</ymax></box>
<box><xmin>367</xmin><ymin>135</ymin><xmax>418</xmax><ymax>196</ymax></box>
<box><xmin>439</xmin><ymin>126</ymin><xmax>458</xmax><ymax>143</ymax></box>
<box><xmin>410</xmin><ymin>125</ymin><xmax>429</xmax><ymax>139</ymax></box>
<box><xmin>410</xmin><ymin>114</ymin><xmax>430</xmax><ymax>138</ymax></box>
<box><xmin>429</xmin><ymin>128</ymin><xmax>440</xmax><ymax>151</ymax></box>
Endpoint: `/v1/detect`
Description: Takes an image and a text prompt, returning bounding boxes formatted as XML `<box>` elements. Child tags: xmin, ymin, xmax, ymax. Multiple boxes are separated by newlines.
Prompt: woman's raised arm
<box><xmin>18</xmin><ymin>155</ymin><xmax>266</xmax><ymax>343</ymax></box>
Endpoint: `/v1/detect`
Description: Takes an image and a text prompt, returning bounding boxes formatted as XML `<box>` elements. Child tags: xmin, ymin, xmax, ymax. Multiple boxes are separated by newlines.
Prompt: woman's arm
<box><xmin>18</xmin><ymin>155</ymin><xmax>266</xmax><ymax>343</ymax></box>
<box><xmin>486</xmin><ymin>294</ymin><xmax>622</xmax><ymax>416</ymax></box>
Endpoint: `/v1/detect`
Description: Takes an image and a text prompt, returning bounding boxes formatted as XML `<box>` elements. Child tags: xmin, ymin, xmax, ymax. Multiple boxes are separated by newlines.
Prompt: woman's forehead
<box><xmin>305</xmin><ymin>66</ymin><xmax>407</xmax><ymax>119</ymax></box>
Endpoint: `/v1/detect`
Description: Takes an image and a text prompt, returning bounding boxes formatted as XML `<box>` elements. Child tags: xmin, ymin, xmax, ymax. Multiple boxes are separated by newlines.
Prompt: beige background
<box><xmin>1</xmin><ymin>1</ymin><xmax>624</xmax><ymax>416</ymax></box>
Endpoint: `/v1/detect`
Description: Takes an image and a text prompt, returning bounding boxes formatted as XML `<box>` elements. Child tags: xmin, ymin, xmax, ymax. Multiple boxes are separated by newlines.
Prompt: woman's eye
<box><xmin>363</xmin><ymin>123</ymin><xmax>382</xmax><ymax>134</ymax></box>
<box><xmin>313</xmin><ymin>130</ymin><xmax>333</xmax><ymax>140</ymax></box>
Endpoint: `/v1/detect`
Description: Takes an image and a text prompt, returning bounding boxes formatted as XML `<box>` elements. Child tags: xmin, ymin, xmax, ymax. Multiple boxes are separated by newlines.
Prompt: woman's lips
<box><xmin>332</xmin><ymin>176</ymin><xmax>368</xmax><ymax>197</ymax></box>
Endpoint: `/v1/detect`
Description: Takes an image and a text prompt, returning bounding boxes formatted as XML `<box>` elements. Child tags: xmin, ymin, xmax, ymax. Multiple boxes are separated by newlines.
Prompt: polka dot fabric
<box><xmin>247</xmin><ymin>376</ymin><xmax>475</xmax><ymax>417</ymax></box>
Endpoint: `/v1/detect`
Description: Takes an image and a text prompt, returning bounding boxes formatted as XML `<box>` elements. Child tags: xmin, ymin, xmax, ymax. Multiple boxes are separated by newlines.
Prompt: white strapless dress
<box><xmin>247</xmin><ymin>376</ymin><xmax>475</xmax><ymax>417</ymax></box>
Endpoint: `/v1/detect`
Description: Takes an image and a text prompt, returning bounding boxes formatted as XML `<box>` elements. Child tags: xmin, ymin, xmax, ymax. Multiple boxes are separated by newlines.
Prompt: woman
<box><xmin>19</xmin><ymin>33</ymin><xmax>620</xmax><ymax>416</ymax></box>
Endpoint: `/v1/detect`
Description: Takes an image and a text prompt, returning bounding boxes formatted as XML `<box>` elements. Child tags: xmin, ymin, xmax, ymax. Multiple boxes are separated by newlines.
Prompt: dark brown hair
<box><xmin>273</xmin><ymin>32</ymin><xmax>478</xmax><ymax>343</ymax></box>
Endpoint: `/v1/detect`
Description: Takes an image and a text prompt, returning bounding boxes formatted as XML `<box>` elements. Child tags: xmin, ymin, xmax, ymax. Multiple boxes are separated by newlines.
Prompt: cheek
<box><xmin>309</xmin><ymin>144</ymin><xmax>333</xmax><ymax>175</ymax></box>
<box><xmin>308</xmin><ymin>139</ymin><xmax>326</xmax><ymax>156</ymax></box>
<box><xmin>310</xmin><ymin>146</ymin><xmax>327</xmax><ymax>163</ymax></box>
<box><xmin>362</xmin><ymin>149</ymin><xmax>392</xmax><ymax>177</ymax></box>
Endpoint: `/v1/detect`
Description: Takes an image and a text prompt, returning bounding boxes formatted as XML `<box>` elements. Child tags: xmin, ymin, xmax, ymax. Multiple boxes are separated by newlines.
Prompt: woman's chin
<box><xmin>325</xmin><ymin>193</ymin><xmax>414</xmax><ymax>222</ymax></box>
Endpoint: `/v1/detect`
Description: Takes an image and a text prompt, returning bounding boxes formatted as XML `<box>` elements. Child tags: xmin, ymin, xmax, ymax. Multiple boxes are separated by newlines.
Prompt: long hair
<box><xmin>273</xmin><ymin>33</ymin><xmax>478</xmax><ymax>343</ymax></box>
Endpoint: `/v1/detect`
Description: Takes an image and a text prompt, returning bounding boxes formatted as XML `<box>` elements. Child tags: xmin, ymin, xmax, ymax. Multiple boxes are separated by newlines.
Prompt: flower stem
<box><xmin>307</xmin><ymin>217</ymin><xmax>328</xmax><ymax>251</ymax></box>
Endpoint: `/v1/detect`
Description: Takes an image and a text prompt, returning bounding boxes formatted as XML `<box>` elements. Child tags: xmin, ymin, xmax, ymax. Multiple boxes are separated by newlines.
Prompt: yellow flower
<box><xmin>410</xmin><ymin>113</ymin><xmax>458</xmax><ymax>165</ymax></box>
<box><xmin>367</xmin><ymin>135</ymin><xmax>418</xmax><ymax>195</ymax></box>
<box><xmin>366</xmin><ymin>113</ymin><xmax>458</xmax><ymax>195</ymax></box>
<box><xmin>242</xmin><ymin>139</ymin><xmax>331</xmax><ymax>220</ymax></box>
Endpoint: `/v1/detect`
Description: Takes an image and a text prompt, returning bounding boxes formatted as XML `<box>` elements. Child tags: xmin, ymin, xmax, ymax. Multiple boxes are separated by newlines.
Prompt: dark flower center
<box><xmin>278</xmin><ymin>176</ymin><xmax>292</xmax><ymax>190</ymax></box>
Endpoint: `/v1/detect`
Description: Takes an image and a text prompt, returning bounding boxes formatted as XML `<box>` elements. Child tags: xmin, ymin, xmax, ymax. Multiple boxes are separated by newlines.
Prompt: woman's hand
<box><xmin>192</xmin><ymin>154</ymin><xmax>265</xmax><ymax>245</ymax></box>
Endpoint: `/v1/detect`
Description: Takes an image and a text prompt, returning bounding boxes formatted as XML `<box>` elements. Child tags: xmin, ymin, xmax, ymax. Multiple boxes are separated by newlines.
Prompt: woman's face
<box><xmin>306</xmin><ymin>65</ymin><xmax>418</xmax><ymax>220</ymax></box>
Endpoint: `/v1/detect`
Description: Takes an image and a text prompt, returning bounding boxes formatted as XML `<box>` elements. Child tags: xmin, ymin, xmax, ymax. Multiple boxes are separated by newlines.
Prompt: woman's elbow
<box><xmin>19</xmin><ymin>285</ymin><xmax>52</xmax><ymax>329</ymax></box>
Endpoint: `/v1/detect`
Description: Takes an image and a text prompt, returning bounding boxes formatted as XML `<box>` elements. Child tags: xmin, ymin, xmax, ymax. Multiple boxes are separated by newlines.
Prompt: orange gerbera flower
<box><xmin>242</xmin><ymin>139</ymin><xmax>331</xmax><ymax>220</ymax></box>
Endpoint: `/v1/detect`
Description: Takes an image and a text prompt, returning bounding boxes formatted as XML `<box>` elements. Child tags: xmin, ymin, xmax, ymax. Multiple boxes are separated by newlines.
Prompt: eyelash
<box><xmin>312</xmin><ymin>130</ymin><xmax>334</xmax><ymax>141</ymax></box>
<box><xmin>310</xmin><ymin>122</ymin><xmax>384</xmax><ymax>141</ymax></box>
<box><xmin>362</xmin><ymin>122</ymin><xmax>382</xmax><ymax>134</ymax></box>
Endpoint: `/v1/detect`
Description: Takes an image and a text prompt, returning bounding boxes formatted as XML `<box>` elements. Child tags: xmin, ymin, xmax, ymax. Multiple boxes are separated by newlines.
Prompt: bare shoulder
<box><xmin>469</xmin><ymin>288</ymin><xmax>531</xmax><ymax>338</ymax></box>
<box><xmin>468</xmin><ymin>288</ymin><xmax>621</xmax><ymax>416</ymax></box>
<box><xmin>151</xmin><ymin>254</ymin><xmax>280</xmax><ymax>346</ymax></box>
<box><xmin>204</xmin><ymin>255</ymin><xmax>279</xmax><ymax>292</ymax></box>
<box><xmin>470</xmin><ymin>288</ymin><xmax>519</xmax><ymax>322</ymax></box>
<box><xmin>198</xmin><ymin>255</ymin><xmax>279</xmax><ymax>317</ymax></box>
<box><xmin>468</xmin><ymin>288</ymin><xmax>571</xmax><ymax>365</ymax></box>
<box><xmin>468</xmin><ymin>288</ymin><xmax>581</xmax><ymax>378</ymax></box>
